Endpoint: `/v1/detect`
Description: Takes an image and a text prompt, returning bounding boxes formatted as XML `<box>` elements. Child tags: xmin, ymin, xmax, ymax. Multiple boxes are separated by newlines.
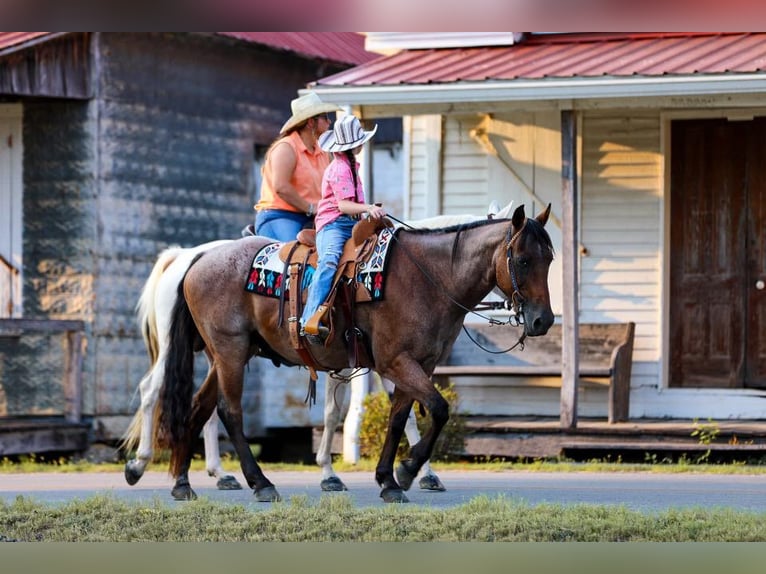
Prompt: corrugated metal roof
<box><xmin>0</xmin><ymin>32</ymin><xmax>375</xmax><ymax>66</ymax></box>
<box><xmin>0</xmin><ymin>32</ymin><xmax>58</xmax><ymax>53</ymax></box>
<box><xmin>217</xmin><ymin>32</ymin><xmax>376</xmax><ymax>65</ymax></box>
<box><xmin>315</xmin><ymin>33</ymin><xmax>766</xmax><ymax>87</ymax></box>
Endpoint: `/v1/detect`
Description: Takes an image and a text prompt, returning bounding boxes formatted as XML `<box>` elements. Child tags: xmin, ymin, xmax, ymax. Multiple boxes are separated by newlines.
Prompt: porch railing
<box><xmin>0</xmin><ymin>255</ymin><xmax>20</xmax><ymax>318</ymax></box>
<box><xmin>0</xmin><ymin>319</ymin><xmax>85</xmax><ymax>423</ymax></box>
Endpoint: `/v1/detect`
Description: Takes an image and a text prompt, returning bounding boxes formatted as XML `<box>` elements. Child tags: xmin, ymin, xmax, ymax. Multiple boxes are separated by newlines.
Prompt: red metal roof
<box><xmin>0</xmin><ymin>33</ymin><xmax>375</xmax><ymax>66</ymax></box>
<box><xmin>218</xmin><ymin>32</ymin><xmax>376</xmax><ymax>65</ymax></box>
<box><xmin>0</xmin><ymin>32</ymin><xmax>57</xmax><ymax>53</ymax></box>
<box><xmin>315</xmin><ymin>33</ymin><xmax>766</xmax><ymax>87</ymax></box>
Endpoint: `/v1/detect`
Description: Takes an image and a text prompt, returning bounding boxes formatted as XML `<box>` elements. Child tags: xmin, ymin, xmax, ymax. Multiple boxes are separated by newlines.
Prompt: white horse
<box><xmin>122</xmin><ymin>200</ymin><xmax>513</xmax><ymax>492</ymax></box>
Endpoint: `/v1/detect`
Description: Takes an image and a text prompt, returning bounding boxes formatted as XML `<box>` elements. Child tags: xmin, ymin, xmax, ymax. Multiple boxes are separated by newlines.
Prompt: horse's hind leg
<box><xmin>215</xmin><ymin>356</ymin><xmax>280</xmax><ymax>502</ymax></box>
<box><xmin>124</xmin><ymin>359</ymin><xmax>166</xmax><ymax>485</ymax></box>
<box><xmin>170</xmin><ymin>370</ymin><xmax>219</xmax><ymax>501</ymax></box>
<box><xmin>316</xmin><ymin>372</ymin><xmax>349</xmax><ymax>491</ymax></box>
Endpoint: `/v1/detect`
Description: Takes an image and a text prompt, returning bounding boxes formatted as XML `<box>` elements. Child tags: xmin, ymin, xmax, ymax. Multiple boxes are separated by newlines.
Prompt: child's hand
<box><xmin>366</xmin><ymin>204</ymin><xmax>386</xmax><ymax>220</ymax></box>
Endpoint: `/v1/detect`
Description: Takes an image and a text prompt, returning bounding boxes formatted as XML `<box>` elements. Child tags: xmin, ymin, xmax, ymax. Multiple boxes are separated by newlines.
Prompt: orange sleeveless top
<box><xmin>254</xmin><ymin>131</ymin><xmax>329</xmax><ymax>213</ymax></box>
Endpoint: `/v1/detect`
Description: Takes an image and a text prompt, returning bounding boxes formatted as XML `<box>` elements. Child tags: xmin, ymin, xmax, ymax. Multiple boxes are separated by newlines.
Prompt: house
<box><xmin>0</xmin><ymin>32</ymin><xmax>377</xmax><ymax>456</ymax></box>
<box><xmin>309</xmin><ymin>32</ymin><xmax>766</xmax><ymax>456</ymax></box>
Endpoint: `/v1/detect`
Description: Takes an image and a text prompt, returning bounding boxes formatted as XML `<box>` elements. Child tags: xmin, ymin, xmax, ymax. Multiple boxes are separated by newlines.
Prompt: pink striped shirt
<box><xmin>314</xmin><ymin>154</ymin><xmax>366</xmax><ymax>232</ymax></box>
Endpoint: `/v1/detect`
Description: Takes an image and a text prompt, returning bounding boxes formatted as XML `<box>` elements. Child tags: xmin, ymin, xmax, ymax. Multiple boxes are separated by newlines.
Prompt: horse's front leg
<box><xmin>316</xmin><ymin>372</ymin><xmax>349</xmax><ymax>491</ymax></box>
<box><xmin>374</xmin><ymin>391</ymin><xmax>414</xmax><ymax>503</ymax></box>
<box><xmin>202</xmin><ymin>409</ymin><xmax>242</xmax><ymax>490</ymax></box>
<box><xmin>382</xmin><ymin>376</ymin><xmax>446</xmax><ymax>492</ymax></box>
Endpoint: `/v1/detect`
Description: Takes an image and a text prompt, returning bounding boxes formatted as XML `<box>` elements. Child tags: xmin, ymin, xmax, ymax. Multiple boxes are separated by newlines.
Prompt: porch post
<box><xmin>560</xmin><ymin>109</ymin><xmax>580</xmax><ymax>430</ymax></box>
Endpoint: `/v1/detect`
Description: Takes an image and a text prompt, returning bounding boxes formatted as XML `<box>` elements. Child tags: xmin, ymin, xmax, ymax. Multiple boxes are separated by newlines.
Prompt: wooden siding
<box><xmin>581</xmin><ymin>112</ymin><xmax>663</xmax><ymax>390</ymax></box>
<box><xmin>0</xmin><ymin>34</ymin><xmax>91</xmax><ymax>99</ymax></box>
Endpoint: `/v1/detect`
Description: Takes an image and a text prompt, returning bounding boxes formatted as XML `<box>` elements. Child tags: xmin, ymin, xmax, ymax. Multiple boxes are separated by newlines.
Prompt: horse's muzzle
<box><xmin>524</xmin><ymin>307</ymin><xmax>554</xmax><ymax>337</ymax></box>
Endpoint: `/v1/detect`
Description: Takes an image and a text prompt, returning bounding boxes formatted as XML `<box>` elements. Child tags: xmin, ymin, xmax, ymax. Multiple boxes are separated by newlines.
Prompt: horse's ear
<box><xmin>536</xmin><ymin>203</ymin><xmax>552</xmax><ymax>227</ymax></box>
<box><xmin>495</xmin><ymin>200</ymin><xmax>514</xmax><ymax>219</ymax></box>
<box><xmin>511</xmin><ymin>204</ymin><xmax>526</xmax><ymax>230</ymax></box>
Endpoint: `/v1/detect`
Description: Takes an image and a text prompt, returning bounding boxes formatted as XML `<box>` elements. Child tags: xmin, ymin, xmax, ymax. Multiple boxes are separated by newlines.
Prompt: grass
<box><xmin>1</xmin><ymin>493</ymin><xmax>765</xmax><ymax>542</ymax></box>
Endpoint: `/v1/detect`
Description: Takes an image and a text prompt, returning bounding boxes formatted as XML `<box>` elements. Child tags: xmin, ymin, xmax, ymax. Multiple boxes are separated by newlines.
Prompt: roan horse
<box><xmin>157</xmin><ymin>203</ymin><xmax>554</xmax><ymax>503</ymax></box>
<box><xmin>122</xmin><ymin>202</ymin><xmax>514</xmax><ymax>495</ymax></box>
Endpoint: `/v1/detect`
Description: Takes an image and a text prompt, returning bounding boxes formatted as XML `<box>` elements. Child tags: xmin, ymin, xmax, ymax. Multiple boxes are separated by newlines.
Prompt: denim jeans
<box><xmin>301</xmin><ymin>215</ymin><xmax>357</xmax><ymax>327</ymax></box>
<box><xmin>254</xmin><ymin>209</ymin><xmax>312</xmax><ymax>242</ymax></box>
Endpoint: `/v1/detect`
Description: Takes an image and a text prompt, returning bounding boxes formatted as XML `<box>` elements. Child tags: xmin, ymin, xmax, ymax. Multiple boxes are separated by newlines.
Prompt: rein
<box><xmin>387</xmin><ymin>217</ymin><xmax>529</xmax><ymax>353</ymax></box>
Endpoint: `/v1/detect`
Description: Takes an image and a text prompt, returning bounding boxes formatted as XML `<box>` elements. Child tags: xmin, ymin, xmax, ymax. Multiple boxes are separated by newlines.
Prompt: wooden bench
<box><xmin>433</xmin><ymin>322</ymin><xmax>635</xmax><ymax>423</ymax></box>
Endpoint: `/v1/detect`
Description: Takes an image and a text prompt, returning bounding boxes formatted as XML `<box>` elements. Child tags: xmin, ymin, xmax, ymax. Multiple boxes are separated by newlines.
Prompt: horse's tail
<box><xmin>137</xmin><ymin>246</ymin><xmax>184</xmax><ymax>365</ymax></box>
<box><xmin>156</xmin><ymin>257</ymin><xmax>203</xmax><ymax>477</ymax></box>
<box><xmin>120</xmin><ymin>246</ymin><xmax>184</xmax><ymax>455</ymax></box>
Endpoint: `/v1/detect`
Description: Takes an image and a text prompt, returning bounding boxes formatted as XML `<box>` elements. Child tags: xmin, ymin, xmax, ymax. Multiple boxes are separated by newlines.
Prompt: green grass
<box><xmin>1</xmin><ymin>493</ymin><xmax>765</xmax><ymax>542</ymax></box>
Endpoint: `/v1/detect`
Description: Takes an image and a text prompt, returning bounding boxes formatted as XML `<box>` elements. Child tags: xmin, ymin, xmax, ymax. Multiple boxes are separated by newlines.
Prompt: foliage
<box><xmin>358</xmin><ymin>380</ymin><xmax>466</xmax><ymax>462</ymax></box>
<box><xmin>691</xmin><ymin>417</ymin><xmax>721</xmax><ymax>464</ymax></box>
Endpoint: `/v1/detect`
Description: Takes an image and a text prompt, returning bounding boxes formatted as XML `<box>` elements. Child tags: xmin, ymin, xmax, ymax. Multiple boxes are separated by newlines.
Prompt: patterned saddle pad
<box><xmin>244</xmin><ymin>227</ymin><xmax>396</xmax><ymax>302</ymax></box>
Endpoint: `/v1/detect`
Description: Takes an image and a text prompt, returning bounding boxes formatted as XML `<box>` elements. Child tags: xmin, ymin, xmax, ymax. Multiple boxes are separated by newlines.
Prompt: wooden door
<box><xmin>670</xmin><ymin>117</ymin><xmax>766</xmax><ymax>388</ymax></box>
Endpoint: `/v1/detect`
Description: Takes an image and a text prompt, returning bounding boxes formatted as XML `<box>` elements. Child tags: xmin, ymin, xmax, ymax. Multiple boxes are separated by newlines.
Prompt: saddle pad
<box><xmin>244</xmin><ymin>228</ymin><xmax>396</xmax><ymax>301</ymax></box>
<box><xmin>355</xmin><ymin>227</ymin><xmax>395</xmax><ymax>300</ymax></box>
<box><xmin>244</xmin><ymin>242</ymin><xmax>289</xmax><ymax>298</ymax></box>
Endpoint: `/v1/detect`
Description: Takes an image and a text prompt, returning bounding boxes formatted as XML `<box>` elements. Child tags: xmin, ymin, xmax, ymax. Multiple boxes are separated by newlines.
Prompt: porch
<box><xmin>314</xmin><ymin>416</ymin><xmax>766</xmax><ymax>464</ymax></box>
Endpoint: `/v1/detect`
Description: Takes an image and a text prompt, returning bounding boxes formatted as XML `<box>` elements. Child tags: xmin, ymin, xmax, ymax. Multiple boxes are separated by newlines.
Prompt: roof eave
<box><xmin>308</xmin><ymin>73</ymin><xmax>766</xmax><ymax>108</ymax></box>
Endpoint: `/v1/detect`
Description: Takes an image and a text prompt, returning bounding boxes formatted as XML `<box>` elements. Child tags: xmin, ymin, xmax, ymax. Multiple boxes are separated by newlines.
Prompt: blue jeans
<box><xmin>301</xmin><ymin>216</ymin><xmax>357</xmax><ymax>327</ymax></box>
<box><xmin>255</xmin><ymin>209</ymin><xmax>312</xmax><ymax>242</ymax></box>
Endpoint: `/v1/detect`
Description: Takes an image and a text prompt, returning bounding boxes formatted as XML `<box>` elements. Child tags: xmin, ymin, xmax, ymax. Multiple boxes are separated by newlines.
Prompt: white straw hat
<box><xmin>279</xmin><ymin>92</ymin><xmax>340</xmax><ymax>135</ymax></box>
<box><xmin>318</xmin><ymin>115</ymin><xmax>377</xmax><ymax>152</ymax></box>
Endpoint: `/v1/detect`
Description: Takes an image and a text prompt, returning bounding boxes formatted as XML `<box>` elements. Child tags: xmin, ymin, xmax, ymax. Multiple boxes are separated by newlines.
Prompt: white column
<box><xmin>343</xmin><ymin>370</ymin><xmax>370</xmax><ymax>463</ymax></box>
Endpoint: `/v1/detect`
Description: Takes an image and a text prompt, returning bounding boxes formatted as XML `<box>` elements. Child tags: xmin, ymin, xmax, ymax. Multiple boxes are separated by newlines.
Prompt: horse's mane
<box><xmin>401</xmin><ymin>217</ymin><xmax>506</xmax><ymax>236</ymax></box>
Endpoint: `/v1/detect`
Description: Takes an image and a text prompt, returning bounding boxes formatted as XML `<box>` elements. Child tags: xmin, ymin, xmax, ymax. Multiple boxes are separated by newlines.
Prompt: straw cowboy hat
<box><xmin>279</xmin><ymin>92</ymin><xmax>340</xmax><ymax>135</ymax></box>
<box><xmin>318</xmin><ymin>115</ymin><xmax>378</xmax><ymax>152</ymax></box>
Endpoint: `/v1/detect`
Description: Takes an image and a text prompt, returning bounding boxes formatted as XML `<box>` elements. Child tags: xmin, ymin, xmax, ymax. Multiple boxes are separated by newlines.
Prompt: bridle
<box><xmin>388</xmin><ymin>216</ymin><xmax>531</xmax><ymax>354</ymax></box>
<box><xmin>504</xmin><ymin>222</ymin><xmax>527</xmax><ymax>329</ymax></box>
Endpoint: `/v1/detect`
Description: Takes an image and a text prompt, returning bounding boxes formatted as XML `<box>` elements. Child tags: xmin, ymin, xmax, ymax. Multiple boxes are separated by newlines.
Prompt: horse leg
<box><xmin>202</xmin><ymin>409</ymin><xmax>242</xmax><ymax>490</ymax></box>
<box><xmin>124</xmin><ymin>359</ymin><xmax>165</xmax><ymax>485</ymax></box>
<box><xmin>170</xmin><ymin>370</ymin><xmax>219</xmax><ymax>501</ymax></box>
<box><xmin>214</xmin><ymin>358</ymin><xmax>280</xmax><ymax>502</ymax></box>
<box><xmin>374</xmin><ymin>392</ymin><xmax>415</xmax><ymax>503</ymax></box>
<box><xmin>316</xmin><ymin>373</ymin><xmax>349</xmax><ymax>491</ymax></box>
<box><xmin>403</xmin><ymin>407</ymin><xmax>446</xmax><ymax>492</ymax></box>
<box><xmin>381</xmin><ymin>376</ymin><xmax>446</xmax><ymax>492</ymax></box>
<box><xmin>394</xmin><ymin>383</ymin><xmax>449</xmax><ymax>493</ymax></box>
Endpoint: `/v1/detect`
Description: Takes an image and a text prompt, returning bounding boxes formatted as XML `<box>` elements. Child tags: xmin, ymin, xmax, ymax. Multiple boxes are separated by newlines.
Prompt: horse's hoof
<box><xmin>171</xmin><ymin>485</ymin><xmax>197</xmax><ymax>501</ymax></box>
<box><xmin>419</xmin><ymin>474</ymin><xmax>446</xmax><ymax>492</ymax></box>
<box><xmin>395</xmin><ymin>461</ymin><xmax>417</xmax><ymax>491</ymax></box>
<box><xmin>380</xmin><ymin>487</ymin><xmax>409</xmax><ymax>503</ymax></box>
<box><xmin>320</xmin><ymin>476</ymin><xmax>348</xmax><ymax>492</ymax></box>
<box><xmin>254</xmin><ymin>485</ymin><xmax>281</xmax><ymax>502</ymax></box>
<box><xmin>124</xmin><ymin>461</ymin><xmax>143</xmax><ymax>486</ymax></box>
<box><xmin>216</xmin><ymin>475</ymin><xmax>243</xmax><ymax>490</ymax></box>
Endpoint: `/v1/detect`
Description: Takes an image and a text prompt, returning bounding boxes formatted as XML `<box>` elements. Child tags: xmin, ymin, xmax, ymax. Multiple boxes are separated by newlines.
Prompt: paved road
<box><xmin>2</xmin><ymin>469</ymin><xmax>765</xmax><ymax>513</ymax></box>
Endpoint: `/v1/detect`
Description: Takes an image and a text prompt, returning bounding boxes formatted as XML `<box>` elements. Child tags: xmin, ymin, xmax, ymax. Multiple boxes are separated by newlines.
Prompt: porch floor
<box><xmin>463</xmin><ymin>416</ymin><xmax>766</xmax><ymax>461</ymax></box>
<box><xmin>0</xmin><ymin>416</ymin><xmax>91</xmax><ymax>457</ymax></box>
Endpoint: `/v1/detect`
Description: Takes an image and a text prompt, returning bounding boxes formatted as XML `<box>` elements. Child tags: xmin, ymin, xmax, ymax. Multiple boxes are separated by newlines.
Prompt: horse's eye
<box><xmin>517</xmin><ymin>256</ymin><xmax>529</xmax><ymax>268</ymax></box>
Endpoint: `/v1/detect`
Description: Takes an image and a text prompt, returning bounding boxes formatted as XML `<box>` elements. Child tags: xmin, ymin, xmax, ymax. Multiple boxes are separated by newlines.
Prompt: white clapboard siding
<box><xmin>441</xmin><ymin>116</ymin><xmax>489</xmax><ymax>214</ymax></box>
<box><xmin>581</xmin><ymin>111</ymin><xmax>662</xmax><ymax>389</ymax></box>
<box><xmin>0</xmin><ymin>105</ymin><xmax>23</xmax><ymax>318</ymax></box>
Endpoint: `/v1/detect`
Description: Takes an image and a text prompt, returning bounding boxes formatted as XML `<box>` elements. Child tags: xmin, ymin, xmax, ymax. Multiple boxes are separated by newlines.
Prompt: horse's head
<box><xmin>496</xmin><ymin>203</ymin><xmax>555</xmax><ymax>337</ymax></box>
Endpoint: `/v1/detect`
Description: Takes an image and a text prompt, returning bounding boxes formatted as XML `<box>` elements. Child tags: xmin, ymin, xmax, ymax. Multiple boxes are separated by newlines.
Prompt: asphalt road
<box><xmin>2</xmin><ymin>469</ymin><xmax>766</xmax><ymax>513</ymax></box>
